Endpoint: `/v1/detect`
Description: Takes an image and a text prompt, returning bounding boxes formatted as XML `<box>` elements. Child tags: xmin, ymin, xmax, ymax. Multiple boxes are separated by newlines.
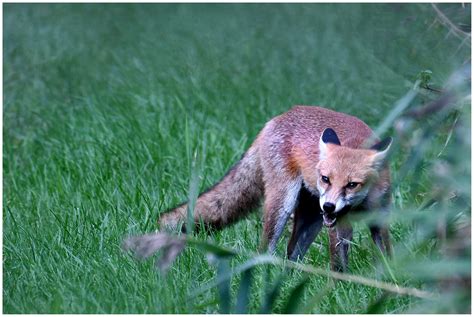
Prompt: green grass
<box><xmin>4</xmin><ymin>3</ymin><xmax>470</xmax><ymax>313</ymax></box>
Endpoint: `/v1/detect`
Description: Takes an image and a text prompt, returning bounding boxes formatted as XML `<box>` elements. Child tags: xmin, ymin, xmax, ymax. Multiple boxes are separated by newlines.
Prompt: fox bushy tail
<box><xmin>158</xmin><ymin>143</ymin><xmax>264</xmax><ymax>231</ymax></box>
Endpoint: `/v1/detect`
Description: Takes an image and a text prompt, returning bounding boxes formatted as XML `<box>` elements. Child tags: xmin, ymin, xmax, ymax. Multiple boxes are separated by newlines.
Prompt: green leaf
<box><xmin>366</xmin><ymin>292</ymin><xmax>390</xmax><ymax>314</ymax></box>
<box><xmin>259</xmin><ymin>269</ymin><xmax>286</xmax><ymax>314</ymax></box>
<box><xmin>188</xmin><ymin>239</ymin><xmax>237</xmax><ymax>258</ymax></box>
<box><xmin>235</xmin><ymin>268</ymin><xmax>253</xmax><ymax>314</ymax></box>
<box><xmin>299</xmin><ymin>281</ymin><xmax>335</xmax><ymax>313</ymax></box>
<box><xmin>217</xmin><ymin>258</ymin><xmax>232</xmax><ymax>314</ymax></box>
<box><xmin>282</xmin><ymin>276</ymin><xmax>310</xmax><ymax>314</ymax></box>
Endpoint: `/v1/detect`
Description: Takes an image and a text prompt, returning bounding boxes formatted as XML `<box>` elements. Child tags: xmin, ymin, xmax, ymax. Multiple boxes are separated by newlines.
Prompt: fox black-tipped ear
<box><xmin>371</xmin><ymin>137</ymin><xmax>392</xmax><ymax>169</ymax></box>
<box><xmin>371</xmin><ymin>137</ymin><xmax>392</xmax><ymax>152</ymax></box>
<box><xmin>321</xmin><ymin>128</ymin><xmax>341</xmax><ymax>145</ymax></box>
<box><xmin>319</xmin><ymin>128</ymin><xmax>341</xmax><ymax>160</ymax></box>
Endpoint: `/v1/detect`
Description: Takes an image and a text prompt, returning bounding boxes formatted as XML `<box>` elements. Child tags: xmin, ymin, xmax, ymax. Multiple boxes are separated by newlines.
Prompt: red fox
<box><xmin>158</xmin><ymin>106</ymin><xmax>392</xmax><ymax>271</ymax></box>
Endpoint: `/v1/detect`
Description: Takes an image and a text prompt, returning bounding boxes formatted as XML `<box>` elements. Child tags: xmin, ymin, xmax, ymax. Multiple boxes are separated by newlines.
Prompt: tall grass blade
<box><xmin>186</xmin><ymin>150</ymin><xmax>200</xmax><ymax>234</ymax></box>
<box><xmin>373</xmin><ymin>86</ymin><xmax>418</xmax><ymax>139</ymax></box>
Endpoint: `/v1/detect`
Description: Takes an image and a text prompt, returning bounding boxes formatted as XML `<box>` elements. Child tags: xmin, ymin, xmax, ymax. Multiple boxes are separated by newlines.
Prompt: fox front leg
<box><xmin>287</xmin><ymin>187</ymin><xmax>323</xmax><ymax>261</ymax></box>
<box><xmin>262</xmin><ymin>179</ymin><xmax>302</xmax><ymax>253</ymax></box>
<box><xmin>328</xmin><ymin>224</ymin><xmax>353</xmax><ymax>272</ymax></box>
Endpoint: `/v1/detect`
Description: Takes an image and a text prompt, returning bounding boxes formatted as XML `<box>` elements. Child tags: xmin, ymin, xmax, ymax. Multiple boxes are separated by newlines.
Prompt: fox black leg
<box><xmin>287</xmin><ymin>187</ymin><xmax>323</xmax><ymax>261</ymax></box>
<box><xmin>369</xmin><ymin>225</ymin><xmax>392</xmax><ymax>257</ymax></box>
<box><xmin>329</xmin><ymin>224</ymin><xmax>353</xmax><ymax>272</ymax></box>
<box><xmin>367</xmin><ymin>197</ymin><xmax>392</xmax><ymax>258</ymax></box>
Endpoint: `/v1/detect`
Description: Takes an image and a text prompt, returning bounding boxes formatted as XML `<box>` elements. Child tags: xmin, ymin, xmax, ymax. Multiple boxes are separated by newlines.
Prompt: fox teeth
<box><xmin>322</xmin><ymin>214</ymin><xmax>336</xmax><ymax>227</ymax></box>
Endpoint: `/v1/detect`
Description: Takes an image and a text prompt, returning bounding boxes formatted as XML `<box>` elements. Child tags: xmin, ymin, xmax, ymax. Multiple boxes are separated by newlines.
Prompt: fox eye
<box><xmin>321</xmin><ymin>176</ymin><xmax>330</xmax><ymax>184</ymax></box>
<box><xmin>346</xmin><ymin>182</ymin><xmax>359</xmax><ymax>189</ymax></box>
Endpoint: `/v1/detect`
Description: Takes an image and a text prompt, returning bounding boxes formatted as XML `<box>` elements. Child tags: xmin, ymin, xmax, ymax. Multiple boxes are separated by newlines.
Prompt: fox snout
<box><xmin>320</xmin><ymin>198</ymin><xmax>347</xmax><ymax>227</ymax></box>
<box><xmin>322</xmin><ymin>202</ymin><xmax>335</xmax><ymax>213</ymax></box>
<box><xmin>321</xmin><ymin>202</ymin><xmax>338</xmax><ymax>227</ymax></box>
<box><xmin>321</xmin><ymin>212</ymin><xmax>337</xmax><ymax>228</ymax></box>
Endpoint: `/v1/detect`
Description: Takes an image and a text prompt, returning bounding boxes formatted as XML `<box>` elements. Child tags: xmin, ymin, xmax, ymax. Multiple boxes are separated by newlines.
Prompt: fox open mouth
<box><xmin>322</xmin><ymin>213</ymin><xmax>337</xmax><ymax>227</ymax></box>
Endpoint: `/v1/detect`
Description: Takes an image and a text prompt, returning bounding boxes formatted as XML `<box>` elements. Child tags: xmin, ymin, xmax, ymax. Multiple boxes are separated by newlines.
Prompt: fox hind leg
<box><xmin>367</xmin><ymin>192</ymin><xmax>392</xmax><ymax>258</ymax></box>
<box><xmin>287</xmin><ymin>187</ymin><xmax>323</xmax><ymax>261</ymax></box>
<box><xmin>369</xmin><ymin>225</ymin><xmax>392</xmax><ymax>257</ymax></box>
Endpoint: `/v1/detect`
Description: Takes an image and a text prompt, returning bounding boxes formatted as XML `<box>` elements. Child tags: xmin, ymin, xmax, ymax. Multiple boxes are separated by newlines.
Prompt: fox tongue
<box><xmin>322</xmin><ymin>213</ymin><xmax>336</xmax><ymax>227</ymax></box>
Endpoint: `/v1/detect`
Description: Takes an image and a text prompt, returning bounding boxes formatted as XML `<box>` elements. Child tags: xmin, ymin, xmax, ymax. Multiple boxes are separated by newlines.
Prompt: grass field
<box><xmin>4</xmin><ymin>3</ymin><xmax>471</xmax><ymax>313</ymax></box>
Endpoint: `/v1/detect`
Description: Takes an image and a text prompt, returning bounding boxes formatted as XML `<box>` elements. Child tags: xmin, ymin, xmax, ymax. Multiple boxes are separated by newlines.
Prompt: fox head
<box><xmin>316</xmin><ymin>128</ymin><xmax>392</xmax><ymax>227</ymax></box>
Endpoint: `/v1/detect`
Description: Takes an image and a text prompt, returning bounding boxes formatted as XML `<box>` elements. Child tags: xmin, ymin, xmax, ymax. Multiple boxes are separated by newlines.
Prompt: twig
<box><xmin>431</xmin><ymin>4</ymin><xmax>471</xmax><ymax>44</ymax></box>
<box><xmin>124</xmin><ymin>232</ymin><xmax>435</xmax><ymax>299</ymax></box>
<box><xmin>420</xmin><ymin>84</ymin><xmax>443</xmax><ymax>94</ymax></box>
<box><xmin>193</xmin><ymin>254</ymin><xmax>435</xmax><ymax>300</ymax></box>
<box><xmin>403</xmin><ymin>92</ymin><xmax>455</xmax><ymax>120</ymax></box>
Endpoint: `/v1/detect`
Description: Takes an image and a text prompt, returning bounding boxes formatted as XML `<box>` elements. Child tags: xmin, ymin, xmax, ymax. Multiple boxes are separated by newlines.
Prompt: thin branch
<box><xmin>193</xmin><ymin>254</ymin><xmax>435</xmax><ymax>300</ymax></box>
<box><xmin>431</xmin><ymin>4</ymin><xmax>471</xmax><ymax>44</ymax></box>
<box><xmin>124</xmin><ymin>232</ymin><xmax>435</xmax><ymax>299</ymax></box>
<box><xmin>403</xmin><ymin>92</ymin><xmax>455</xmax><ymax>120</ymax></box>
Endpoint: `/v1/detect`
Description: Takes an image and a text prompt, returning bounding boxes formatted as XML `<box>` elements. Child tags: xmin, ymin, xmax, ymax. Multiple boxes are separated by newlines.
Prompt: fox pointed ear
<box><xmin>371</xmin><ymin>137</ymin><xmax>392</xmax><ymax>169</ymax></box>
<box><xmin>321</xmin><ymin>128</ymin><xmax>341</xmax><ymax>146</ymax></box>
<box><xmin>319</xmin><ymin>128</ymin><xmax>341</xmax><ymax>160</ymax></box>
